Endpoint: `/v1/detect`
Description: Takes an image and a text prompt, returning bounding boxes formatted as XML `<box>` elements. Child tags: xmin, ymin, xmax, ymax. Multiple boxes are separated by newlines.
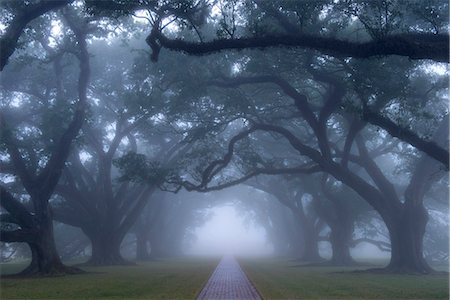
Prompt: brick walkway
<box><xmin>197</xmin><ymin>256</ymin><xmax>261</xmax><ymax>300</ymax></box>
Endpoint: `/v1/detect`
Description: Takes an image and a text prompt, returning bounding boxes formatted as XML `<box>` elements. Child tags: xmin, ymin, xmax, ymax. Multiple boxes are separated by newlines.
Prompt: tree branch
<box><xmin>341</xmin><ymin>119</ymin><xmax>365</xmax><ymax>168</ymax></box>
<box><xmin>0</xmin><ymin>213</ymin><xmax>19</xmax><ymax>224</ymax></box>
<box><xmin>0</xmin><ymin>0</ymin><xmax>73</xmax><ymax>70</ymax></box>
<box><xmin>36</xmin><ymin>14</ymin><xmax>91</xmax><ymax>199</ymax></box>
<box><xmin>0</xmin><ymin>187</ymin><xmax>34</xmax><ymax>228</ymax></box>
<box><xmin>182</xmin><ymin>164</ymin><xmax>321</xmax><ymax>192</ymax></box>
<box><xmin>52</xmin><ymin>207</ymin><xmax>87</xmax><ymax>227</ymax></box>
<box><xmin>0</xmin><ymin>114</ymin><xmax>36</xmax><ymax>193</ymax></box>
<box><xmin>0</xmin><ymin>229</ymin><xmax>37</xmax><ymax>243</ymax></box>
<box><xmin>248</xmin><ymin>123</ymin><xmax>387</xmax><ymax>213</ymax></box>
<box><xmin>363</xmin><ymin>109</ymin><xmax>449</xmax><ymax>169</ymax></box>
<box><xmin>355</xmin><ymin>135</ymin><xmax>400</xmax><ymax>206</ymax></box>
<box><xmin>147</xmin><ymin>30</ymin><xmax>449</xmax><ymax>63</ymax></box>
<box><xmin>117</xmin><ymin>186</ymin><xmax>156</xmax><ymax>239</ymax></box>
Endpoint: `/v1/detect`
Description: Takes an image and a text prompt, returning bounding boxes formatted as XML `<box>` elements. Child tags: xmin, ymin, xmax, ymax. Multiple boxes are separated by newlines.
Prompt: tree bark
<box><xmin>302</xmin><ymin>236</ymin><xmax>321</xmax><ymax>262</ymax></box>
<box><xmin>298</xmin><ymin>220</ymin><xmax>322</xmax><ymax>262</ymax></box>
<box><xmin>83</xmin><ymin>228</ymin><xmax>130</xmax><ymax>266</ymax></box>
<box><xmin>329</xmin><ymin>219</ymin><xmax>355</xmax><ymax>266</ymax></box>
<box><xmin>317</xmin><ymin>180</ymin><xmax>356</xmax><ymax>266</ymax></box>
<box><xmin>363</xmin><ymin>110</ymin><xmax>449</xmax><ymax>169</ymax></box>
<box><xmin>148</xmin><ymin>29</ymin><xmax>449</xmax><ymax>63</ymax></box>
<box><xmin>19</xmin><ymin>206</ymin><xmax>81</xmax><ymax>275</ymax></box>
<box><xmin>384</xmin><ymin>203</ymin><xmax>432</xmax><ymax>273</ymax></box>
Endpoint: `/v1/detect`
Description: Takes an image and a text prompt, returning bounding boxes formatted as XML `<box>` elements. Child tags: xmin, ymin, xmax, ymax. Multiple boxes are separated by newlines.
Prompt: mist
<box><xmin>187</xmin><ymin>205</ymin><xmax>273</xmax><ymax>257</ymax></box>
<box><xmin>0</xmin><ymin>1</ymin><xmax>448</xmax><ymax>299</ymax></box>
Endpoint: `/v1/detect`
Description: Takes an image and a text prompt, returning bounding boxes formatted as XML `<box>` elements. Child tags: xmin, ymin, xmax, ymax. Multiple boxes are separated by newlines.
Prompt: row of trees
<box><xmin>1</xmin><ymin>0</ymin><xmax>448</xmax><ymax>275</ymax></box>
<box><xmin>179</xmin><ymin>57</ymin><xmax>447</xmax><ymax>272</ymax></box>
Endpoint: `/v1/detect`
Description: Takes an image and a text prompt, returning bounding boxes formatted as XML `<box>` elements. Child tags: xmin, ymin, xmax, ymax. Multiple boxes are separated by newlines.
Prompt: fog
<box><xmin>187</xmin><ymin>205</ymin><xmax>273</xmax><ymax>257</ymax></box>
<box><xmin>187</xmin><ymin>203</ymin><xmax>390</xmax><ymax>259</ymax></box>
<box><xmin>0</xmin><ymin>0</ymin><xmax>448</xmax><ymax>281</ymax></box>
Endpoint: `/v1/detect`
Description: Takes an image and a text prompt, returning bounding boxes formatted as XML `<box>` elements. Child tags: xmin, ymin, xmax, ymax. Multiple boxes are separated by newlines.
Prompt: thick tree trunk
<box><xmin>20</xmin><ymin>216</ymin><xmax>82</xmax><ymax>276</ymax></box>
<box><xmin>329</xmin><ymin>220</ymin><xmax>355</xmax><ymax>266</ymax></box>
<box><xmin>299</xmin><ymin>224</ymin><xmax>322</xmax><ymax>262</ymax></box>
<box><xmin>382</xmin><ymin>115</ymin><xmax>448</xmax><ymax>274</ymax></box>
<box><xmin>284</xmin><ymin>213</ymin><xmax>303</xmax><ymax>257</ymax></box>
<box><xmin>88</xmin><ymin>239</ymin><xmax>127</xmax><ymax>266</ymax></box>
<box><xmin>385</xmin><ymin>204</ymin><xmax>432</xmax><ymax>274</ymax></box>
<box><xmin>1</xmin><ymin>17</ymin><xmax>90</xmax><ymax>277</ymax></box>
<box><xmin>84</xmin><ymin>229</ymin><xmax>130</xmax><ymax>266</ymax></box>
<box><xmin>302</xmin><ymin>240</ymin><xmax>321</xmax><ymax>261</ymax></box>
<box><xmin>327</xmin><ymin>201</ymin><xmax>355</xmax><ymax>266</ymax></box>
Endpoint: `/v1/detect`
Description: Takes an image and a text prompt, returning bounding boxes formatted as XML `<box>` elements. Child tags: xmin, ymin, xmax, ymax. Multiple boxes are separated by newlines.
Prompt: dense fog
<box><xmin>187</xmin><ymin>205</ymin><xmax>272</xmax><ymax>257</ymax></box>
<box><xmin>0</xmin><ymin>0</ymin><xmax>448</xmax><ymax>279</ymax></box>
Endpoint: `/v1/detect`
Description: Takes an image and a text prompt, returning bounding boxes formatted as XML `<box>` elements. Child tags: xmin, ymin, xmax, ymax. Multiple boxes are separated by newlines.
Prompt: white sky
<box><xmin>186</xmin><ymin>205</ymin><xmax>273</xmax><ymax>257</ymax></box>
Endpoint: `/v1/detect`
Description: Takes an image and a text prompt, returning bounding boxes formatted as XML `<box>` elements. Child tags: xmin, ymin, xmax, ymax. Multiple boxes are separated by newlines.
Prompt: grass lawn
<box><xmin>241</xmin><ymin>258</ymin><xmax>449</xmax><ymax>300</ymax></box>
<box><xmin>0</xmin><ymin>258</ymin><xmax>218</xmax><ymax>300</ymax></box>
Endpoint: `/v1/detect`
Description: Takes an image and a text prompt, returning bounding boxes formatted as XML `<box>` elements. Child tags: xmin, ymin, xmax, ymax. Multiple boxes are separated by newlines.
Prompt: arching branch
<box><xmin>363</xmin><ymin>110</ymin><xmax>449</xmax><ymax>169</ymax></box>
<box><xmin>36</xmin><ymin>13</ymin><xmax>91</xmax><ymax>199</ymax></box>
<box><xmin>0</xmin><ymin>228</ymin><xmax>37</xmax><ymax>243</ymax></box>
<box><xmin>0</xmin><ymin>0</ymin><xmax>73</xmax><ymax>70</ymax></box>
<box><xmin>0</xmin><ymin>187</ymin><xmax>34</xmax><ymax>228</ymax></box>
<box><xmin>211</xmin><ymin>74</ymin><xmax>449</xmax><ymax>168</ymax></box>
<box><xmin>147</xmin><ymin>30</ymin><xmax>449</xmax><ymax>63</ymax></box>
<box><xmin>181</xmin><ymin>164</ymin><xmax>321</xmax><ymax>192</ymax></box>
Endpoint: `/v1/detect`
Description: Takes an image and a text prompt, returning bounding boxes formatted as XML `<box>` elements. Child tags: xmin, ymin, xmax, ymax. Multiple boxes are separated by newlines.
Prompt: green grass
<box><xmin>0</xmin><ymin>258</ymin><xmax>218</xmax><ymax>300</ymax></box>
<box><xmin>2</xmin><ymin>257</ymin><xmax>448</xmax><ymax>300</ymax></box>
<box><xmin>240</xmin><ymin>258</ymin><xmax>449</xmax><ymax>300</ymax></box>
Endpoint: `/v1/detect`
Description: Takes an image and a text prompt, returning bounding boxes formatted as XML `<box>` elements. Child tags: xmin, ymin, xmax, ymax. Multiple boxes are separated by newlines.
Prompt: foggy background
<box><xmin>0</xmin><ymin>0</ymin><xmax>448</xmax><ymax>278</ymax></box>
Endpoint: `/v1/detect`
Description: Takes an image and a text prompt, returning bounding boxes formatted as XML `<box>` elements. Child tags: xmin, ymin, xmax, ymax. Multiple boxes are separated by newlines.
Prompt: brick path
<box><xmin>197</xmin><ymin>256</ymin><xmax>261</xmax><ymax>300</ymax></box>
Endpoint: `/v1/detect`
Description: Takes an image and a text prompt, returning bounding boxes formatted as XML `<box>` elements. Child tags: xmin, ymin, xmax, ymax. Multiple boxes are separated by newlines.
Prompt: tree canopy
<box><xmin>0</xmin><ymin>0</ymin><xmax>448</xmax><ymax>276</ymax></box>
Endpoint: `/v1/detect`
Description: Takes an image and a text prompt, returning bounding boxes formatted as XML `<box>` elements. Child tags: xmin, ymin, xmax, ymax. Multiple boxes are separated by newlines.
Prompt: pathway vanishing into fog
<box><xmin>197</xmin><ymin>256</ymin><xmax>261</xmax><ymax>300</ymax></box>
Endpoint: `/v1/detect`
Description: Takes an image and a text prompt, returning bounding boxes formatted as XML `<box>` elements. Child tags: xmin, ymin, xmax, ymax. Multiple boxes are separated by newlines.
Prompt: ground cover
<box><xmin>0</xmin><ymin>258</ymin><xmax>218</xmax><ymax>300</ymax></box>
<box><xmin>241</xmin><ymin>258</ymin><xmax>449</xmax><ymax>300</ymax></box>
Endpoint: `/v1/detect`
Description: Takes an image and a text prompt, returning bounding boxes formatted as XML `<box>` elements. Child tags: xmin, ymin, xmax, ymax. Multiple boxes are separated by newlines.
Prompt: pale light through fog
<box><xmin>187</xmin><ymin>205</ymin><xmax>273</xmax><ymax>256</ymax></box>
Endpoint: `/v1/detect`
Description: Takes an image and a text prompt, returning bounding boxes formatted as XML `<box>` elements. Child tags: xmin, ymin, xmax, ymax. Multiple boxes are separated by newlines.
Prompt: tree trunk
<box><xmin>84</xmin><ymin>229</ymin><xmax>130</xmax><ymax>266</ymax></box>
<box><xmin>385</xmin><ymin>204</ymin><xmax>432</xmax><ymax>274</ymax></box>
<box><xmin>385</xmin><ymin>115</ymin><xmax>448</xmax><ymax>274</ymax></box>
<box><xmin>299</xmin><ymin>223</ymin><xmax>322</xmax><ymax>262</ymax></box>
<box><xmin>284</xmin><ymin>212</ymin><xmax>303</xmax><ymax>257</ymax></box>
<box><xmin>327</xmin><ymin>200</ymin><xmax>355</xmax><ymax>266</ymax></box>
<box><xmin>302</xmin><ymin>240</ymin><xmax>321</xmax><ymax>261</ymax></box>
<box><xmin>20</xmin><ymin>216</ymin><xmax>82</xmax><ymax>275</ymax></box>
<box><xmin>329</xmin><ymin>220</ymin><xmax>355</xmax><ymax>266</ymax></box>
<box><xmin>135</xmin><ymin>231</ymin><xmax>150</xmax><ymax>261</ymax></box>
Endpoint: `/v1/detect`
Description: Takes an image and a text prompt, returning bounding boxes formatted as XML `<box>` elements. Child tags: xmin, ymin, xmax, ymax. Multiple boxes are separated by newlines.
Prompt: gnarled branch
<box><xmin>0</xmin><ymin>0</ymin><xmax>73</xmax><ymax>70</ymax></box>
<box><xmin>148</xmin><ymin>30</ymin><xmax>449</xmax><ymax>63</ymax></box>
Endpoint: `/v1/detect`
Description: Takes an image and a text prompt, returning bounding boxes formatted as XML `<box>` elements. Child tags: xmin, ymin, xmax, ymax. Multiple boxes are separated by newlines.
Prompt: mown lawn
<box><xmin>0</xmin><ymin>258</ymin><xmax>218</xmax><ymax>300</ymax></box>
<box><xmin>241</xmin><ymin>258</ymin><xmax>449</xmax><ymax>300</ymax></box>
<box><xmin>2</xmin><ymin>257</ymin><xmax>448</xmax><ymax>300</ymax></box>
